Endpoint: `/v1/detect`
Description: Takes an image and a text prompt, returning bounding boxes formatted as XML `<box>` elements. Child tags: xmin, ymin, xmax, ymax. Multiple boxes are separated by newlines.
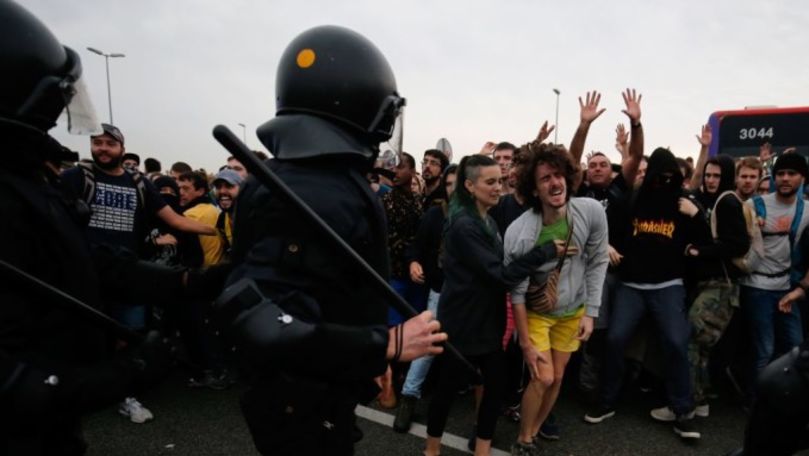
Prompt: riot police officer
<box><xmin>221</xmin><ymin>25</ymin><xmax>447</xmax><ymax>455</ymax></box>
<box><xmin>0</xmin><ymin>1</ymin><xmax>175</xmax><ymax>454</ymax></box>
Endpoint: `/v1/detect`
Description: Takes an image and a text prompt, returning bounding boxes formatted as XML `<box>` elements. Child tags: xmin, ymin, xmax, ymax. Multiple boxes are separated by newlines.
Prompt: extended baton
<box><xmin>0</xmin><ymin>258</ymin><xmax>143</xmax><ymax>344</ymax></box>
<box><xmin>212</xmin><ymin>125</ymin><xmax>478</xmax><ymax>377</ymax></box>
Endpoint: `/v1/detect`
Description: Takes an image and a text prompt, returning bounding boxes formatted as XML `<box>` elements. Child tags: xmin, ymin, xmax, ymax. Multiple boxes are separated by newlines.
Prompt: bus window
<box><xmin>708</xmin><ymin>107</ymin><xmax>809</xmax><ymax>159</ymax></box>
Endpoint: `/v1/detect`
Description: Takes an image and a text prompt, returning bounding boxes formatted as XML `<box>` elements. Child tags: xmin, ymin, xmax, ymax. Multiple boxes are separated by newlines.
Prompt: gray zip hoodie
<box><xmin>504</xmin><ymin>197</ymin><xmax>609</xmax><ymax>318</ymax></box>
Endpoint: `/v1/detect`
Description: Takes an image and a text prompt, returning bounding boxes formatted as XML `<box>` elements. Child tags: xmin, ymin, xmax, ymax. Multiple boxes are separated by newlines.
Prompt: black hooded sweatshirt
<box><xmin>613</xmin><ymin>148</ymin><xmax>710</xmax><ymax>284</ymax></box>
<box><xmin>689</xmin><ymin>155</ymin><xmax>751</xmax><ymax>280</ymax></box>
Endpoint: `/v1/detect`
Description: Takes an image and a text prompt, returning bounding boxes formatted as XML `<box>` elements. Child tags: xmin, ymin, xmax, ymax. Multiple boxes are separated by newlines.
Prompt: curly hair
<box><xmin>517</xmin><ymin>143</ymin><xmax>576</xmax><ymax>213</ymax></box>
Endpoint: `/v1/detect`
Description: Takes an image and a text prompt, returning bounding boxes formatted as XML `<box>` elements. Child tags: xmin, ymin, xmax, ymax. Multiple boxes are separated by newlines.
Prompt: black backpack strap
<box><xmin>77</xmin><ymin>161</ymin><xmax>96</xmax><ymax>206</ymax></box>
<box><xmin>125</xmin><ymin>169</ymin><xmax>147</xmax><ymax>211</ymax></box>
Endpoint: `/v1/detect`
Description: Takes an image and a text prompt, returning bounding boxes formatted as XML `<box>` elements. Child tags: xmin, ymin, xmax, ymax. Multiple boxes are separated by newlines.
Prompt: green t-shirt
<box><xmin>536</xmin><ymin>217</ymin><xmax>569</xmax><ymax>247</ymax></box>
<box><xmin>534</xmin><ymin>217</ymin><xmax>583</xmax><ymax>318</ymax></box>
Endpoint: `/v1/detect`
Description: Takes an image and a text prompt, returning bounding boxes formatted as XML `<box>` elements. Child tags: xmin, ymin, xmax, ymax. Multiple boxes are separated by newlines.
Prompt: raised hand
<box><xmin>579</xmin><ymin>91</ymin><xmax>606</xmax><ymax>125</ymax></box>
<box><xmin>535</xmin><ymin>120</ymin><xmax>556</xmax><ymax>143</ymax></box>
<box><xmin>621</xmin><ymin>88</ymin><xmax>642</xmax><ymax>124</ymax></box>
<box><xmin>695</xmin><ymin>124</ymin><xmax>712</xmax><ymax>147</ymax></box>
<box><xmin>479</xmin><ymin>141</ymin><xmax>497</xmax><ymax>156</ymax></box>
<box><xmin>760</xmin><ymin>142</ymin><xmax>774</xmax><ymax>162</ymax></box>
<box><xmin>615</xmin><ymin>123</ymin><xmax>628</xmax><ymax>147</ymax></box>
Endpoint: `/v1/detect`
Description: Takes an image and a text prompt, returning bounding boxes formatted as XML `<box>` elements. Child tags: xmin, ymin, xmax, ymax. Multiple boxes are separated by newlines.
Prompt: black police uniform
<box><xmin>221</xmin><ymin>25</ymin><xmax>405</xmax><ymax>455</ymax></box>
<box><xmin>0</xmin><ymin>2</ymin><xmax>173</xmax><ymax>454</ymax></box>
<box><xmin>731</xmin><ymin>339</ymin><xmax>809</xmax><ymax>456</ymax></box>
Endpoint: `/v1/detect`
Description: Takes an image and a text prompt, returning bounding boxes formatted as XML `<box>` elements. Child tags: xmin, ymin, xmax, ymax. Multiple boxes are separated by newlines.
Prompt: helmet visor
<box><xmin>58</xmin><ymin>75</ymin><xmax>102</xmax><ymax>135</ymax></box>
<box><xmin>379</xmin><ymin>105</ymin><xmax>404</xmax><ymax>158</ymax></box>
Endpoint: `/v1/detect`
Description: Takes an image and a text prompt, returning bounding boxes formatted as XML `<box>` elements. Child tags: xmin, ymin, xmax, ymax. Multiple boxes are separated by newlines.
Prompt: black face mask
<box><xmin>161</xmin><ymin>193</ymin><xmax>181</xmax><ymax>213</ymax></box>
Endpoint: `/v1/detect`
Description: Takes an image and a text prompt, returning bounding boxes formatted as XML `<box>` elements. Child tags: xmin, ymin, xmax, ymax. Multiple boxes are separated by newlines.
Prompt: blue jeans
<box><xmin>401</xmin><ymin>290</ymin><xmax>440</xmax><ymax>398</ymax></box>
<box><xmin>601</xmin><ymin>284</ymin><xmax>693</xmax><ymax>415</ymax></box>
<box><xmin>388</xmin><ymin>278</ymin><xmax>428</xmax><ymax>326</ymax></box>
<box><xmin>740</xmin><ymin>286</ymin><xmax>804</xmax><ymax>378</ymax></box>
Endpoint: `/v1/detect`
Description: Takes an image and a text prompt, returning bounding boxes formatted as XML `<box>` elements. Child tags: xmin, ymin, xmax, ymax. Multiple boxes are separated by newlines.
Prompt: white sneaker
<box><xmin>650</xmin><ymin>406</ymin><xmax>694</xmax><ymax>422</ymax></box>
<box><xmin>118</xmin><ymin>397</ymin><xmax>154</xmax><ymax>423</ymax></box>
<box><xmin>695</xmin><ymin>403</ymin><xmax>710</xmax><ymax>418</ymax></box>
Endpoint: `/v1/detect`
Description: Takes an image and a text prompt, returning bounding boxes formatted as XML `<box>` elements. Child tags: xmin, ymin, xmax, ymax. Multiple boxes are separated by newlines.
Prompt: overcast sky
<box><xmin>27</xmin><ymin>0</ymin><xmax>809</xmax><ymax>172</ymax></box>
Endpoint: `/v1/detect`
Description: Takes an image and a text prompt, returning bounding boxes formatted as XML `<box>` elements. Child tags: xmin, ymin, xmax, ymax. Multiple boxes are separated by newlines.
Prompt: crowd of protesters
<box><xmin>58</xmin><ymin>88</ymin><xmax>808</xmax><ymax>456</ymax></box>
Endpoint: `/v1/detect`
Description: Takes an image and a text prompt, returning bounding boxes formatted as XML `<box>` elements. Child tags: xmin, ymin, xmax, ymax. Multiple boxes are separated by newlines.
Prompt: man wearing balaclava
<box><xmin>584</xmin><ymin>147</ymin><xmax>709</xmax><ymax>441</ymax></box>
<box><xmin>648</xmin><ymin>154</ymin><xmax>751</xmax><ymax>424</ymax></box>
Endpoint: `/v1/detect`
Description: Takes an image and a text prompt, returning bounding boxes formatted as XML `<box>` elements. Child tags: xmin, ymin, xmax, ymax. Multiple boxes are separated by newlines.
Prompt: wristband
<box><xmin>631</xmin><ymin>121</ymin><xmax>642</xmax><ymax>129</ymax></box>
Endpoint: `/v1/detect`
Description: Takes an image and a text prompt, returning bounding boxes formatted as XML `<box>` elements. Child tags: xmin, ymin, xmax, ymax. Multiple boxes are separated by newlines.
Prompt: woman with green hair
<box><xmin>424</xmin><ymin>154</ymin><xmax>567</xmax><ymax>456</ymax></box>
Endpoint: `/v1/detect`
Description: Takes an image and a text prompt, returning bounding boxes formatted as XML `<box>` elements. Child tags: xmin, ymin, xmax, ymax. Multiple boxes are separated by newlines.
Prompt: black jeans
<box><xmin>427</xmin><ymin>349</ymin><xmax>506</xmax><ymax>440</ymax></box>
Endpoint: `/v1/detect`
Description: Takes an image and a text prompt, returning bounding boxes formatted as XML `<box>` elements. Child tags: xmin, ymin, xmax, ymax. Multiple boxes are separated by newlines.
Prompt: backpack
<box><xmin>709</xmin><ymin>190</ymin><xmax>764</xmax><ymax>274</ymax></box>
<box><xmin>746</xmin><ymin>193</ymin><xmax>805</xmax><ymax>282</ymax></box>
<box><xmin>77</xmin><ymin>161</ymin><xmax>147</xmax><ymax>210</ymax></box>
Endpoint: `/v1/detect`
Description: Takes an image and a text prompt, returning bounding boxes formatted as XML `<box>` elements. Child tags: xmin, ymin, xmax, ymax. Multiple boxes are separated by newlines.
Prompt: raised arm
<box><xmin>569</xmin><ymin>91</ymin><xmax>606</xmax><ymax>165</ymax></box>
<box><xmin>615</xmin><ymin>123</ymin><xmax>629</xmax><ymax>161</ymax></box>
<box><xmin>621</xmin><ymin>89</ymin><xmax>644</xmax><ymax>186</ymax></box>
<box><xmin>689</xmin><ymin>124</ymin><xmax>712</xmax><ymax>191</ymax></box>
<box><xmin>535</xmin><ymin>120</ymin><xmax>556</xmax><ymax>144</ymax></box>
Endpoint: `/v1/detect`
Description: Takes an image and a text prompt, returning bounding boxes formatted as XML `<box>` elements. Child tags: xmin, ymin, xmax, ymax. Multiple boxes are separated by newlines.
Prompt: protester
<box><xmin>423</xmin><ymin>155</ymin><xmax>565</xmax><ymax>456</ymax></box>
<box><xmin>420</xmin><ymin>149</ymin><xmax>449</xmax><ymax>210</ymax></box>
<box><xmin>212</xmin><ymin>168</ymin><xmax>243</xmax><ymax>258</ymax></box>
<box><xmin>739</xmin><ymin>153</ymin><xmax>808</xmax><ymax>399</ymax></box>
<box><xmin>586</xmin><ymin>145</ymin><xmax>708</xmax><ymax>441</ymax></box>
<box><xmin>505</xmin><ymin>144</ymin><xmax>609</xmax><ymax>455</ymax></box>
<box><xmin>650</xmin><ymin>154</ymin><xmax>750</xmax><ymax>423</ymax></box>
<box><xmin>393</xmin><ymin>164</ymin><xmax>458</xmax><ymax>433</ymax></box>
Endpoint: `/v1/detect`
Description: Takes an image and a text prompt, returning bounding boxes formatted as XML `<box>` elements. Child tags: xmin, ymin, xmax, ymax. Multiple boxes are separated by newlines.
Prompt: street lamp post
<box><xmin>553</xmin><ymin>88</ymin><xmax>560</xmax><ymax>144</ymax></box>
<box><xmin>237</xmin><ymin>123</ymin><xmax>247</xmax><ymax>145</ymax></box>
<box><xmin>86</xmin><ymin>47</ymin><xmax>125</xmax><ymax>124</ymax></box>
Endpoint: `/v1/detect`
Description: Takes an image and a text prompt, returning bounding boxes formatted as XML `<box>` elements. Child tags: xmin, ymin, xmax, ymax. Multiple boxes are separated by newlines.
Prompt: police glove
<box><xmin>0</xmin><ymin>359</ymin><xmax>61</xmax><ymax>424</ymax></box>
<box><xmin>126</xmin><ymin>330</ymin><xmax>175</xmax><ymax>393</ymax></box>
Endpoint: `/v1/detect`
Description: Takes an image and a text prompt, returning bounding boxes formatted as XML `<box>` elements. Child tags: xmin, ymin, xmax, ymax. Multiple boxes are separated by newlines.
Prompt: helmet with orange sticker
<box><xmin>272</xmin><ymin>25</ymin><xmax>405</xmax><ymax>147</ymax></box>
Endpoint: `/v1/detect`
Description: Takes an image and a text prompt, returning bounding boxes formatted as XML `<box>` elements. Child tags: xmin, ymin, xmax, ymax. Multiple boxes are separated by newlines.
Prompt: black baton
<box><xmin>212</xmin><ymin>125</ymin><xmax>478</xmax><ymax>377</ymax></box>
<box><xmin>0</xmin><ymin>258</ymin><xmax>143</xmax><ymax>344</ymax></box>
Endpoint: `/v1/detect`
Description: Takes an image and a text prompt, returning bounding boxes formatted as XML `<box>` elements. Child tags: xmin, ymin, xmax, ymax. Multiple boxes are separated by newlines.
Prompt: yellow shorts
<box><xmin>526</xmin><ymin>307</ymin><xmax>585</xmax><ymax>353</ymax></box>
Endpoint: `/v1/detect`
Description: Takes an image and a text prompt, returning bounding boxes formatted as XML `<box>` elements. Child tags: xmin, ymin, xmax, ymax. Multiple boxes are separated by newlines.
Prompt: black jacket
<box><xmin>229</xmin><ymin>156</ymin><xmax>391</xmax><ymax>383</ymax></box>
<box><xmin>406</xmin><ymin>204</ymin><xmax>447</xmax><ymax>293</ymax></box>
<box><xmin>613</xmin><ymin>148</ymin><xmax>710</xmax><ymax>284</ymax></box>
<box><xmin>689</xmin><ymin>155</ymin><xmax>750</xmax><ymax>281</ymax></box>
<box><xmin>437</xmin><ymin>211</ymin><xmax>555</xmax><ymax>356</ymax></box>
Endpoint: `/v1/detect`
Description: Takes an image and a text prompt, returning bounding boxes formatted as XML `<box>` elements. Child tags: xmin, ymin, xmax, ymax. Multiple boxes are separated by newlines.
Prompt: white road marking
<box><xmin>355</xmin><ymin>405</ymin><xmax>510</xmax><ymax>456</ymax></box>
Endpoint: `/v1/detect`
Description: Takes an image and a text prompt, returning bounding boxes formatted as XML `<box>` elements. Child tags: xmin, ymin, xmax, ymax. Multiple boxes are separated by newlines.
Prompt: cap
<box><xmin>122</xmin><ymin>152</ymin><xmax>140</xmax><ymax>164</ymax></box>
<box><xmin>92</xmin><ymin>123</ymin><xmax>125</xmax><ymax>145</ymax></box>
<box><xmin>213</xmin><ymin>168</ymin><xmax>244</xmax><ymax>186</ymax></box>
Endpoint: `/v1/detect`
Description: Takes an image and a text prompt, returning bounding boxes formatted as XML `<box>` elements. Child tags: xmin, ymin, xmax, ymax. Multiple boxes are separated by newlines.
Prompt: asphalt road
<box><xmin>80</xmin><ymin>367</ymin><xmax>809</xmax><ymax>456</ymax></box>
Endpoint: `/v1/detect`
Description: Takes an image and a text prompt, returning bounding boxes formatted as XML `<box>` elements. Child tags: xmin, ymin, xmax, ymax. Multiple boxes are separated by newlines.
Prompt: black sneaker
<box><xmin>510</xmin><ymin>440</ymin><xmax>538</xmax><ymax>456</ymax></box>
<box><xmin>584</xmin><ymin>405</ymin><xmax>616</xmax><ymax>424</ymax></box>
<box><xmin>187</xmin><ymin>369</ymin><xmax>231</xmax><ymax>391</ymax></box>
<box><xmin>538</xmin><ymin>413</ymin><xmax>560</xmax><ymax>440</ymax></box>
<box><xmin>392</xmin><ymin>395</ymin><xmax>416</xmax><ymax>433</ymax></box>
<box><xmin>673</xmin><ymin>416</ymin><xmax>701</xmax><ymax>440</ymax></box>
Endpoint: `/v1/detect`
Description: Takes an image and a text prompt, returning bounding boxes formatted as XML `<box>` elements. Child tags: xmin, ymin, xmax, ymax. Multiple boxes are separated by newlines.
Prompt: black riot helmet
<box><xmin>0</xmin><ymin>0</ymin><xmax>99</xmax><ymax>135</ymax></box>
<box><xmin>258</xmin><ymin>25</ymin><xmax>405</xmax><ymax>160</ymax></box>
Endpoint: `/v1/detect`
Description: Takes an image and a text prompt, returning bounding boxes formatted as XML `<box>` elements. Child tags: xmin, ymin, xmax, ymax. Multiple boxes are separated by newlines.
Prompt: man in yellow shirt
<box><xmin>178</xmin><ymin>171</ymin><xmax>223</xmax><ymax>267</ymax></box>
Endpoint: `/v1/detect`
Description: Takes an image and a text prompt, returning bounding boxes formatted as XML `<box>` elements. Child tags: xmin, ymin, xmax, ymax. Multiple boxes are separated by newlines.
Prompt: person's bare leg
<box><xmin>424</xmin><ymin>436</ymin><xmax>441</xmax><ymax>455</ymax></box>
<box><xmin>531</xmin><ymin>350</ymin><xmax>571</xmax><ymax>437</ymax></box>
<box><xmin>518</xmin><ymin>350</ymin><xmax>554</xmax><ymax>443</ymax></box>
<box><xmin>474</xmin><ymin>437</ymin><xmax>492</xmax><ymax>456</ymax></box>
